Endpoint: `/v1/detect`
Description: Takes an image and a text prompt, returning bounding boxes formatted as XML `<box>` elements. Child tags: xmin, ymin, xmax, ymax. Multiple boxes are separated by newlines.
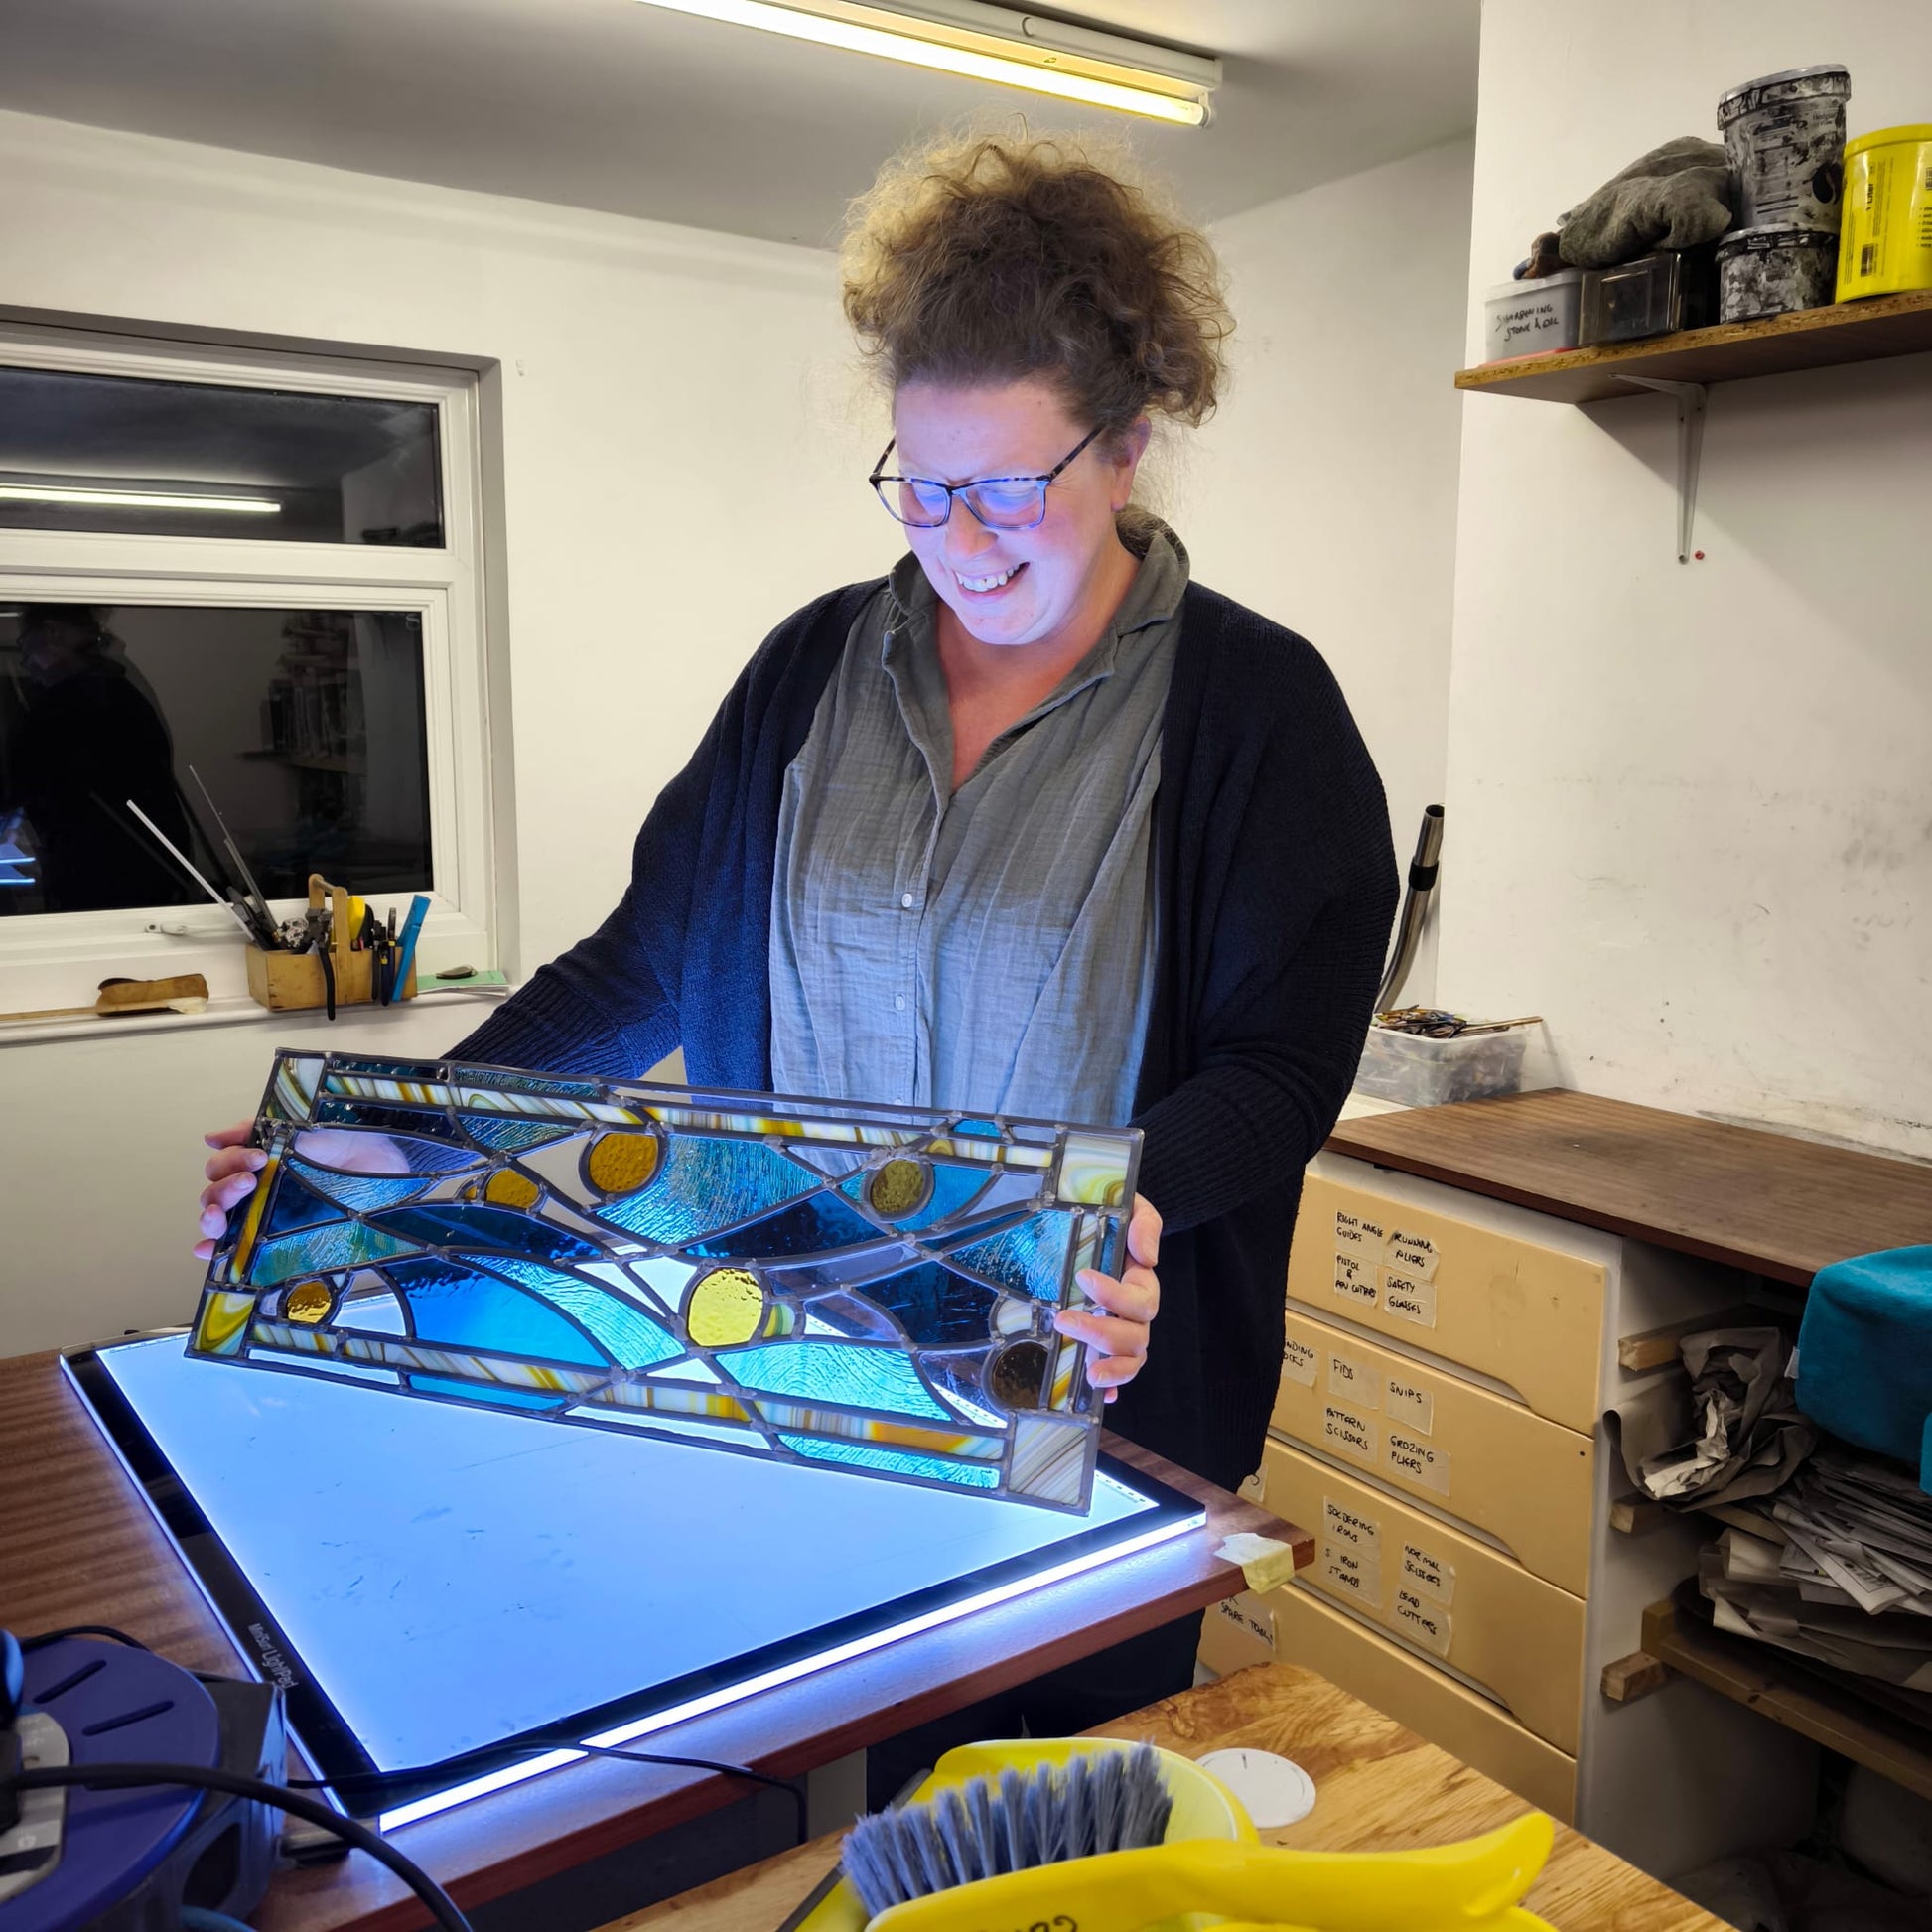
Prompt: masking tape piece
<box><xmin>1216</xmin><ymin>1532</ymin><xmax>1300</xmax><ymax>1594</ymax></box>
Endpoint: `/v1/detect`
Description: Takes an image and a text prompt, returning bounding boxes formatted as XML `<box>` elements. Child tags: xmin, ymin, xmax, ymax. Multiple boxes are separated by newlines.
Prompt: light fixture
<box><xmin>635</xmin><ymin>0</ymin><xmax>1219</xmax><ymax>126</ymax></box>
<box><xmin>0</xmin><ymin>483</ymin><xmax>281</xmax><ymax>515</ymax></box>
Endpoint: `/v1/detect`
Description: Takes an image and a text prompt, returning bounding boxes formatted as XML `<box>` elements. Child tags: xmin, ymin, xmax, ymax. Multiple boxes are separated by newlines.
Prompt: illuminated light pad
<box><xmin>67</xmin><ymin>1335</ymin><xmax>1201</xmax><ymax>1825</ymax></box>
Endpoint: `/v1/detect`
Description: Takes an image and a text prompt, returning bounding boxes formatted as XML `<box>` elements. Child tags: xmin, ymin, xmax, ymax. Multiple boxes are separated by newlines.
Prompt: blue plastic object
<box><xmin>1794</xmin><ymin>1245</ymin><xmax>1932</xmax><ymax>1487</ymax></box>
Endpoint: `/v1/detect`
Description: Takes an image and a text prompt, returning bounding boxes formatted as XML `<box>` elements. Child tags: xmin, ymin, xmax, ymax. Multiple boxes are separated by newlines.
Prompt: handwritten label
<box><xmin>1335</xmin><ymin>1208</ymin><xmax>1388</xmax><ymax>1252</ymax></box>
<box><xmin>1323</xmin><ymin>1402</ymin><xmax>1377</xmax><ymax>1464</ymax></box>
<box><xmin>1326</xmin><ymin>1351</ymin><xmax>1379</xmax><ymax>1408</ymax></box>
<box><xmin>1400</xmin><ymin>1543</ymin><xmax>1455</xmax><ymax>1606</ymax></box>
<box><xmin>1323</xmin><ymin>1497</ymin><xmax>1382</xmax><ymax>1564</ymax></box>
<box><xmin>1321</xmin><ymin>1545</ymin><xmax>1383</xmax><ymax>1607</ymax></box>
<box><xmin>1385</xmin><ymin>1374</ymin><xmax>1435</xmax><ymax>1435</ymax></box>
<box><xmin>1280</xmin><ymin>1335</ymin><xmax>1317</xmax><ymax>1387</ymax></box>
<box><xmin>1387</xmin><ymin>1228</ymin><xmax>1439</xmax><ymax>1279</ymax></box>
<box><xmin>1388</xmin><ymin>1431</ymin><xmax>1451</xmax><ymax>1496</ymax></box>
<box><xmin>1214</xmin><ymin>1595</ymin><xmax>1277</xmax><ymax>1653</ymax></box>
<box><xmin>1394</xmin><ymin>1587</ymin><xmax>1452</xmax><ymax>1656</ymax></box>
<box><xmin>1333</xmin><ymin>1251</ymin><xmax>1378</xmax><ymax>1309</ymax></box>
<box><xmin>1381</xmin><ymin>1271</ymin><xmax>1438</xmax><ymax>1327</ymax></box>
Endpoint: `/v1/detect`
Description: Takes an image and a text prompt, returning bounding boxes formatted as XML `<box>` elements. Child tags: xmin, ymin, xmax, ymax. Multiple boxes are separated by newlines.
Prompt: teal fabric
<box><xmin>1794</xmin><ymin>1245</ymin><xmax>1932</xmax><ymax>1480</ymax></box>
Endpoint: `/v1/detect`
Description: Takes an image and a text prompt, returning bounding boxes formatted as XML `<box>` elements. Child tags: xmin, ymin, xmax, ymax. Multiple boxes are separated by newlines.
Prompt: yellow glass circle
<box><xmin>867</xmin><ymin>1157</ymin><xmax>930</xmax><ymax>1218</ymax></box>
<box><xmin>685</xmin><ymin>1268</ymin><xmax>765</xmax><ymax>1348</ymax></box>
<box><xmin>284</xmin><ymin>1281</ymin><xmax>336</xmax><ymax>1326</ymax></box>
<box><xmin>484</xmin><ymin>1169</ymin><xmax>541</xmax><ymax>1211</ymax></box>
<box><xmin>585</xmin><ymin>1130</ymin><xmax>662</xmax><ymax>1197</ymax></box>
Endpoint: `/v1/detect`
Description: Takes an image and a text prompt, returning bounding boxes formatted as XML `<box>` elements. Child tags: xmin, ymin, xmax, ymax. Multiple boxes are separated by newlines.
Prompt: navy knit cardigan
<box><xmin>453</xmin><ymin>579</ymin><xmax>1397</xmax><ymax>1492</ymax></box>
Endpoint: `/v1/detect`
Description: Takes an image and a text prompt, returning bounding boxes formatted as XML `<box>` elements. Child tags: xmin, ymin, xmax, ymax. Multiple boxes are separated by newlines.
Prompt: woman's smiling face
<box><xmin>892</xmin><ymin>376</ymin><xmax>1148</xmax><ymax>654</ymax></box>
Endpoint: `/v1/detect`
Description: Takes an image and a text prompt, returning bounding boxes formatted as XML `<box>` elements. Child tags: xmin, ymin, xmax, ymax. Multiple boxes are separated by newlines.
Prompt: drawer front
<box><xmin>1288</xmin><ymin>1173</ymin><xmax>1606</xmax><ymax>1430</ymax></box>
<box><xmin>1273</xmin><ymin>1308</ymin><xmax>1595</xmax><ymax>1595</ymax></box>
<box><xmin>1262</xmin><ymin>1438</ymin><xmax>1586</xmax><ymax>1755</ymax></box>
<box><xmin>1265</xmin><ymin>1580</ymin><xmax>1577</xmax><ymax>1824</ymax></box>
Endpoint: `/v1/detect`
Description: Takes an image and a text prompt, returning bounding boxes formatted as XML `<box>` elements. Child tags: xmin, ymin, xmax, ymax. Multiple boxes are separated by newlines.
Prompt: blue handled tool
<box><xmin>390</xmin><ymin>895</ymin><xmax>431</xmax><ymax>1002</ymax></box>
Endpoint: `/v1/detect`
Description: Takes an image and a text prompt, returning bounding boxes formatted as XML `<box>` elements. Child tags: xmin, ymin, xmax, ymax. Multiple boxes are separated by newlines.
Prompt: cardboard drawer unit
<box><xmin>1260</xmin><ymin>1438</ymin><xmax>1587</xmax><ymax>1756</ymax></box>
<box><xmin>1287</xmin><ymin>1173</ymin><xmax>1606</xmax><ymax>1432</ymax></box>
<box><xmin>1273</xmin><ymin>1309</ymin><xmax>1594</xmax><ymax>1595</ymax></box>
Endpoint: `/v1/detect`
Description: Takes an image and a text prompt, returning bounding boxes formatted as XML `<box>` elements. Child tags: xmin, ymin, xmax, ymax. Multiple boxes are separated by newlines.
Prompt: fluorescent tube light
<box><xmin>0</xmin><ymin>483</ymin><xmax>281</xmax><ymax>514</ymax></box>
<box><xmin>635</xmin><ymin>0</ymin><xmax>1218</xmax><ymax>125</ymax></box>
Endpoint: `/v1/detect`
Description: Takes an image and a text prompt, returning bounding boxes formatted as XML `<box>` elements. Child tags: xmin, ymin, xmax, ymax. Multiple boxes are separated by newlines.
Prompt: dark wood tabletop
<box><xmin>0</xmin><ymin>1348</ymin><xmax>1309</xmax><ymax>1932</ymax></box>
<box><xmin>1326</xmin><ymin>1088</ymin><xmax>1932</xmax><ymax>1286</ymax></box>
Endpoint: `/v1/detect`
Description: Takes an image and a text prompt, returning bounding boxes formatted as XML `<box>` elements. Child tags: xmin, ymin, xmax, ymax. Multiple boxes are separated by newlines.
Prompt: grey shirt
<box><xmin>768</xmin><ymin>521</ymin><xmax>1187</xmax><ymax>1124</ymax></box>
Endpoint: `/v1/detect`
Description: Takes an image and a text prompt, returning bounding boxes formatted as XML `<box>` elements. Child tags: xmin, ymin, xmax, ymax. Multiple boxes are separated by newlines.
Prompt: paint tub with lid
<box><xmin>1838</xmin><ymin>125</ymin><xmax>1932</xmax><ymax>298</ymax></box>
<box><xmin>1718</xmin><ymin>224</ymin><xmax>1840</xmax><ymax>321</ymax></box>
<box><xmin>1719</xmin><ymin>65</ymin><xmax>1850</xmax><ymax>231</ymax></box>
<box><xmin>1481</xmin><ymin>269</ymin><xmax>1583</xmax><ymax>360</ymax></box>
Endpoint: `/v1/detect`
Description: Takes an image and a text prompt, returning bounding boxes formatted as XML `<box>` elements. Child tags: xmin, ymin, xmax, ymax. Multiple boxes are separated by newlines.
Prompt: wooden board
<box><xmin>600</xmin><ymin>1661</ymin><xmax>1729</xmax><ymax>1932</ymax></box>
<box><xmin>1326</xmin><ymin>1089</ymin><xmax>1932</xmax><ymax>1288</ymax></box>
<box><xmin>1455</xmin><ymin>287</ymin><xmax>1932</xmax><ymax>403</ymax></box>
<box><xmin>1642</xmin><ymin>1592</ymin><xmax>1932</xmax><ymax>1804</ymax></box>
<box><xmin>0</xmin><ymin>1350</ymin><xmax>1307</xmax><ymax>1932</ymax></box>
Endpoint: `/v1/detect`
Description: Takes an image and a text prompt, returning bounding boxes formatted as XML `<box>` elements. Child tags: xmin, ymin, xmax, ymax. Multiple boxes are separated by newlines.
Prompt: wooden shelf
<box><xmin>1642</xmin><ymin>1589</ymin><xmax>1932</xmax><ymax>1803</ymax></box>
<box><xmin>1456</xmin><ymin>287</ymin><xmax>1932</xmax><ymax>403</ymax></box>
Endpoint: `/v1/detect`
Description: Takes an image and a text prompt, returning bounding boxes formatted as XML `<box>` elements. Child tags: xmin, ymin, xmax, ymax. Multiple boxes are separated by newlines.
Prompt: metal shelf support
<box><xmin>1617</xmin><ymin>374</ymin><xmax>1708</xmax><ymax>563</ymax></box>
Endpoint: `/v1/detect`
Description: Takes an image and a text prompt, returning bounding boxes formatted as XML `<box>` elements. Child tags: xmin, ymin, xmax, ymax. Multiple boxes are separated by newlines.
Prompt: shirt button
<box><xmin>900</xmin><ymin>892</ymin><xmax>915</xmax><ymax>909</ymax></box>
<box><xmin>894</xmin><ymin>995</ymin><xmax>906</xmax><ymax>1012</ymax></box>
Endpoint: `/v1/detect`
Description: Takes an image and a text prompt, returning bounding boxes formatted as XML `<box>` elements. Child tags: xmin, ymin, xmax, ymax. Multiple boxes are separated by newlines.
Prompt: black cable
<box><xmin>19</xmin><ymin>1625</ymin><xmax>150</xmax><ymax>1652</ymax></box>
<box><xmin>0</xmin><ymin>1763</ymin><xmax>472</xmax><ymax>1932</ymax></box>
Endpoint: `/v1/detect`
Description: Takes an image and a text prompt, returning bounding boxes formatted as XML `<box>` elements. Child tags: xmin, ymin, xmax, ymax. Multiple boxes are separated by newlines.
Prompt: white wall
<box><xmin>1442</xmin><ymin>2</ymin><xmax>1932</xmax><ymax>1159</ymax></box>
<box><xmin>0</xmin><ymin>109</ymin><xmax>894</xmax><ymax>1355</ymax></box>
<box><xmin>1191</xmin><ymin>139</ymin><xmax>1475</xmax><ymax>1006</ymax></box>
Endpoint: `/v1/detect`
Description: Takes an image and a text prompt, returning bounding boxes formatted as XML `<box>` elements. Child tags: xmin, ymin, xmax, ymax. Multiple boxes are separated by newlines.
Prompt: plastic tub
<box><xmin>1482</xmin><ymin>270</ymin><xmax>1583</xmax><ymax>360</ymax></box>
<box><xmin>1718</xmin><ymin>65</ymin><xmax>1850</xmax><ymax>231</ymax></box>
<box><xmin>1718</xmin><ymin>224</ymin><xmax>1839</xmax><ymax>320</ymax></box>
<box><xmin>1838</xmin><ymin>125</ymin><xmax>1932</xmax><ymax>299</ymax></box>
<box><xmin>1354</xmin><ymin>1023</ymin><xmax>1532</xmax><ymax>1108</ymax></box>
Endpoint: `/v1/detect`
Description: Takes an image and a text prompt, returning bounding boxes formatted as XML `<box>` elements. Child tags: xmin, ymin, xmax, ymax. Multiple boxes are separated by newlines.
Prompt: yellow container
<box><xmin>1837</xmin><ymin>125</ymin><xmax>1932</xmax><ymax>299</ymax></box>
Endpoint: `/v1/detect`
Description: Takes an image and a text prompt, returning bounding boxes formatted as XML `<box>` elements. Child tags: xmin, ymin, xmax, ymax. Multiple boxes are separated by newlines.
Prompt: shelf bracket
<box><xmin>1616</xmin><ymin>375</ymin><xmax>1707</xmax><ymax>563</ymax></box>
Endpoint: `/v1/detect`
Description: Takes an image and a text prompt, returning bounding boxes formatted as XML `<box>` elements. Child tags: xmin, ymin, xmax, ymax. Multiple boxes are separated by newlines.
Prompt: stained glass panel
<box><xmin>192</xmin><ymin>1051</ymin><xmax>1141</xmax><ymax>1511</ymax></box>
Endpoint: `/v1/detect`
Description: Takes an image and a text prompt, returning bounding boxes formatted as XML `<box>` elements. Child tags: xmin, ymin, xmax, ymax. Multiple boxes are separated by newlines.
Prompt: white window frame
<box><xmin>0</xmin><ymin>323</ymin><xmax>495</xmax><ymax>1016</ymax></box>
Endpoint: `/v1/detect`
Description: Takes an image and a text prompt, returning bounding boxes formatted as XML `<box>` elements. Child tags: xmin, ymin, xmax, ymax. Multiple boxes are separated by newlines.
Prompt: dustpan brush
<box><xmin>843</xmin><ymin>1743</ymin><xmax>1172</xmax><ymax>1918</ymax></box>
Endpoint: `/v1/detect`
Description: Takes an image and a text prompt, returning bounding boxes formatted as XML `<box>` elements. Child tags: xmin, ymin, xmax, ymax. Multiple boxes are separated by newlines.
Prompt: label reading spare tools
<box><xmin>1393</xmin><ymin>1586</ymin><xmax>1452</xmax><ymax>1657</ymax></box>
<box><xmin>1280</xmin><ymin>1335</ymin><xmax>1318</xmax><ymax>1387</ymax></box>
<box><xmin>1326</xmin><ymin>1351</ymin><xmax>1379</xmax><ymax>1407</ymax></box>
<box><xmin>1215</xmin><ymin>1595</ymin><xmax>1277</xmax><ymax>1654</ymax></box>
<box><xmin>1323</xmin><ymin>1403</ymin><xmax>1377</xmax><ymax>1464</ymax></box>
<box><xmin>1323</xmin><ymin>1497</ymin><xmax>1382</xmax><ymax>1563</ymax></box>
<box><xmin>1381</xmin><ymin>1271</ymin><xmax>1438</xmax><ymax>1328</ymax></box>
<box><xmin>1384</xmin><ymin>1374</ymin><xmax>1435</xmax><ymax>1435</ymax></box>
<box><xmin>1333</xmin><ymin>1250</ymin><xmax>1378</xmax><ymax>1309</ymax></box>
<box><xmin>1400</xmin><ymin>1543</ymin><xmax>1455</xmax><ymax>1606</ymax></box>
<box><xmin>1387</xmin><ymin>1430</ymin><xmax>1450</xmax><ymax>1495</ymax></box>
<box><xmin>1387</xmin><ymin>1228</ymin><xmax>1440</xmax><ymax>1279</ymax></box>
<box><xmin>1321</xmin><ymin>1542</ymin><xmax>1382</xmax><ymax>1607</ymax></box>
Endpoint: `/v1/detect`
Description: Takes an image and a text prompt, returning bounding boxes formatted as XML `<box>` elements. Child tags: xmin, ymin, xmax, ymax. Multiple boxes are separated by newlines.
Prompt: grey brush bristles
<box><xmin>841</xmin><ymin>1743</ymin><xmax>1172</xmax><ymax>1919</ymax></box>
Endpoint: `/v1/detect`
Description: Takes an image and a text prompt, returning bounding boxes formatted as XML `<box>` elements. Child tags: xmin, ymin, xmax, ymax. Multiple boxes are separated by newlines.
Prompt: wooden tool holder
<box><xmin>244</xmin><ymin>874</ymin><xmax>417</xmax><ymax>1012</ymax></box>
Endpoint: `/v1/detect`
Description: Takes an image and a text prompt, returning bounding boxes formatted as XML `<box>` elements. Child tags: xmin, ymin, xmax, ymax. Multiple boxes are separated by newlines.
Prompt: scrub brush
<box><xmin>842</xmin><ymin>1741</ymin><xmax>1172</xmax><ymax>1918</ymax></box>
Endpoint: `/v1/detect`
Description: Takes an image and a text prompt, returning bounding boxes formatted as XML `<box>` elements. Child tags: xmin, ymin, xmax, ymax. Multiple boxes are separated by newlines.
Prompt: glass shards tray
<box><xmin>192</xmin><ymin>1051</ymin><xmax>1143</xmax><ymax>1513</ymax></box>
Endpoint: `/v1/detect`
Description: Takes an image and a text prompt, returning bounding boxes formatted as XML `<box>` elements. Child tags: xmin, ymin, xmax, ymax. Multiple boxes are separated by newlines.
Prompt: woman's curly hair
<box><xmin>842</xmin><ymin>131</ymin><xmax>1231</xmax><ymax>441</ymax></box>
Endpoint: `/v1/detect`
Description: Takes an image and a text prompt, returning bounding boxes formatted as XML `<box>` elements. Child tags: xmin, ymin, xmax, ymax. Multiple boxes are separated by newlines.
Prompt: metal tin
<box><xmin>1718</xmin><ymin>224</ymin><xmax>1840</xmax><ymax>321</ymax></box>
<box><xmin>1718</xmin><ymin>64</ymin><xmax>1851</xmax><ymax>231</ymax></box>
<box><xmin>1578</xmin><ymin>246</ymin><xmax>1719</xmax><ymax>346</ymax></box>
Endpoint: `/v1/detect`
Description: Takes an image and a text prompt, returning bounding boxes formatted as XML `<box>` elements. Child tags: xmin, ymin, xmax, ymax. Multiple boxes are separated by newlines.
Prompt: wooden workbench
<box><xmin>604</xmin><ymin>1662</ymin><xmax>1727</xmax><ymax>1932</ymax></box>
<box><xmin>0</xmin><ymin>1348</ymin><xmax>1309</xmax><ymax>1932</ymax></box>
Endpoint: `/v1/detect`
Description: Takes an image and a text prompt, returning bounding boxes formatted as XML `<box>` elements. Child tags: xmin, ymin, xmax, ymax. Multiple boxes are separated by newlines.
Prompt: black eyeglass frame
<box><xmin>867</xmin><ymin>424</ymin><xmax>1107</xmax><ymax>530</ymax></box>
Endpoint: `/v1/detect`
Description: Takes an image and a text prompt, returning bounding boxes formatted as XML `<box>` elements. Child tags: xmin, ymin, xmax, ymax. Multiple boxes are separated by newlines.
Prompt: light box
<box><xmin>66</xmin><ymin>1335</ymin><xmax>1201</xmax><ymax>1826</ymax></box>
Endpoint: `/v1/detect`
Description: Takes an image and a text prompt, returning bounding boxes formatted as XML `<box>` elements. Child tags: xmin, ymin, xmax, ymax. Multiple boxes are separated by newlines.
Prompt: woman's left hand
<box><xmin>1053</xmin><ymin>1195</ymin><xmax>1161</xmax><ymax>1403</ymax></box>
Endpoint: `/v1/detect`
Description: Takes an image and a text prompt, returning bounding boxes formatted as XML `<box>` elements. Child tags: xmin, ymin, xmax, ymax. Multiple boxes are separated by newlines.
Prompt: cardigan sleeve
<box><xmin>1131</xmin><ymin>654</ymin><xmax>1397</xmax><ymax>1235</ymax></box>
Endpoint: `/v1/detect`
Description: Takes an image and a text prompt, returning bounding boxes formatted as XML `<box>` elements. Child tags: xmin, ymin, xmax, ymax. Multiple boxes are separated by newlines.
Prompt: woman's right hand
<box><xmin>196</xmin><ymin>1120</ymin><xmax>409</xmax><ymax>1260</ymax></box>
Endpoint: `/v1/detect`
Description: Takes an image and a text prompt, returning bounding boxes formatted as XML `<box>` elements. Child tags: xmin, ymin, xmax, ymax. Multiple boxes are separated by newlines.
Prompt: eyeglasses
<box><xmin>868</xmin><ymin>424</ymin><xmax>1105</xmax><ymax>531</ymax></box>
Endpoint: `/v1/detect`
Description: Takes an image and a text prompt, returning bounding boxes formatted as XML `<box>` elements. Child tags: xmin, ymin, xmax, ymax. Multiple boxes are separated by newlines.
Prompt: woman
<box><xmin>200</xmin><ymin>132</ymin><xmax>1396</xmax><ymax>1772</ymax></box>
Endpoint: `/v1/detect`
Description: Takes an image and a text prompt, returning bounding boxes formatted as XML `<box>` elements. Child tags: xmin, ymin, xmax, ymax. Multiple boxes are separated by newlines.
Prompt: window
<box><xmin>0</xmin><ymin>325</ymin><xmax>493</xmax><ymax>1012</ymax></box>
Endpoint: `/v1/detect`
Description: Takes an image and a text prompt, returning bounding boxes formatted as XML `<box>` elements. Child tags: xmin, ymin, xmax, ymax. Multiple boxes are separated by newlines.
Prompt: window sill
<box><xmin>0</xmin><ymin>983</ymin><xmax>509</xmax><ymax>1050</ymax></box>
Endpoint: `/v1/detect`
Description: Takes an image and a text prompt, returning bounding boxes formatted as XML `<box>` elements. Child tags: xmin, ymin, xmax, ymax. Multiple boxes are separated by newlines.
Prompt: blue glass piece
<box><xmin>859</xmin><ymin>1262</ymin><xmax>1000</xmax><ymax>1346</ymax></box>
<box><xmin>262</xmin><ymin>1172</ymin><xmax>349</xmax><ymax>1240</ymax></box>
<box><xmin>388</xmin><ymin>1256</ymin><xmax>609</xmax><ymax>1367</ymax></box>
<box><xmin>250</xmin><ymin>1220</ymin><xmax>418</xmax><ymax>1286</ymax></box>
<box><xmin>777</xmin><ymin>1435</ymin><xmax>998</xmax><ymax>1488</ymax></box>
<box><xmin>456</xmin><ymin>1067</ymin><xmax>602</xmax><ymax>1099</ymax></box>
<box><xmin>465</xmin><ymin>1256</ymin><xmax>680</xmax><ymax>1369</ymax></box>
<box><xmin>408</xmin><ymin>1374</ymin><xmax>566</xmax><ymax>1411</ymax></box>
<box><xmin>287</xmin><ymin>1160</ymin><xmax>437</xmax><ymax>1214</ymax></box>
<box><xmin>942</xmin><ymin>1213</ymin><xmax>1075</xmax><ymax>1300</ymax></box>
<box><xmin>315</xmin><ymin>1096</ymin><xmax>465</xmax><ymax>1141</ymax></box>
<box><xmin>330</xmin><ymin>1056</ymin><xmax>447</xmax><ymax>1081</ymax></box>
<box><xmin>590</xmin><ymin>1137</ymin><xmax>818</xmax><ymax>1245</ymax></box>
<box><xmin>717</xmin><ymin>1340</ymin><xmax>954</xmax><ymax>1419</ymax></box>
<box><xmin>463</xmin><ymin>1119</ymin><xmax>582</xmax><ymax>1153</ymax></box>
<box><xmin>953</xmin><ymin>1119</ymin><xmax>1004</xmax><ymax>1139</ymax></box>
<box><xmin>368</xmin><ymin>1204</ymin><xmax>602</xmax><ymax>1263</ymax></box>
<box><xmin>689</xmin><ymin>1191</ymin><xmax>879</xmax><ymax>1260</ymax></box>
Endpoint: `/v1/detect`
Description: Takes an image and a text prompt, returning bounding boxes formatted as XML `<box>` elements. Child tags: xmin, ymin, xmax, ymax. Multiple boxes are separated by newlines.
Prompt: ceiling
<box><xmin>0</xmin><ymin>0</ymin><xmax>1477</xmax><ymax>249</ymax></box>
